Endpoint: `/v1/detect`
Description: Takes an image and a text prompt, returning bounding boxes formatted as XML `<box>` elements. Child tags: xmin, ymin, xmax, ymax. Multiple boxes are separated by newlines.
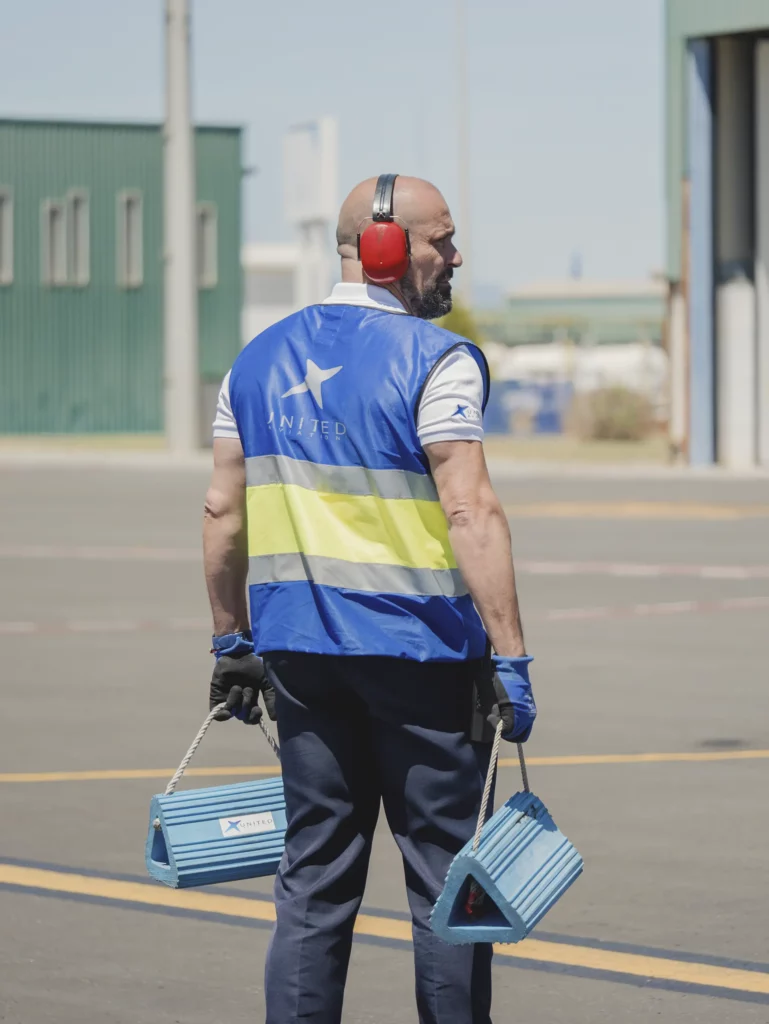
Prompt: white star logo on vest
<box><xmin>282</xmin><ymin>359</ymin><xmax>342</xmax><ymax>410</ymax></box>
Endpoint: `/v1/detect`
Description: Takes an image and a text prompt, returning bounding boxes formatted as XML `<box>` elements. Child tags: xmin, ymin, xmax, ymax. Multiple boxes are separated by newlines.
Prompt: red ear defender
<box><xmin>357</xmin><ymin>173</ymin><xmax>411</xmax><ymax>285</ymax></box>
<box><xmin>358</xmin><ymin>222</ymin><xmax>410</xmax><ymax>284</ymax></box>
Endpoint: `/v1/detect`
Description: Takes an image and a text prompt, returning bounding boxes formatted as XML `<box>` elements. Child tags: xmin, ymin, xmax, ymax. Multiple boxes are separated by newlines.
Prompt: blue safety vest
<box><xmin>229</xmin><ymin>302</ymin><xmax>490</xmax><ymax>661</ymax></box>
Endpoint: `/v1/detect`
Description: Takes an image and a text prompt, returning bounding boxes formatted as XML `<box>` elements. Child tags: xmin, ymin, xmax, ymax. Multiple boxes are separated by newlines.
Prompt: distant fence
<box><xmin>485</xmin><ymin>380</ymin><xmax>574</xmax><ymax>435</ymax></box>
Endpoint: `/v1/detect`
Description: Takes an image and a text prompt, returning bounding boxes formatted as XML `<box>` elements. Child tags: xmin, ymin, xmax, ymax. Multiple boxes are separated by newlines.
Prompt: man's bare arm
<box><xmin>425</xmin><ymin>440</ymin><xmax>525</xmax><ymax>657</ymax></box>
<box><xmin>203</xmin><ymin>437</ymin><xmax>250</xmax><ymax>636</ymax></box>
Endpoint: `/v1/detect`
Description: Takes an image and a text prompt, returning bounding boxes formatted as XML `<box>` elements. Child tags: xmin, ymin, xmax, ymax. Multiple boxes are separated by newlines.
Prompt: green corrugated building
<box><xmin>0</xmin><ymin>118</ymin><xmax>241</xmax><ymax>434</ymax></box>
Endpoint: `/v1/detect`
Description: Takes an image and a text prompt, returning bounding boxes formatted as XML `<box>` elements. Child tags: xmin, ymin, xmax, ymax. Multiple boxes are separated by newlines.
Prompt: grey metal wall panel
<box><xmin>687</xmin><ymin>41</ymin><xmax>715</xmax><ymax>466</ymax></box>
<box><xmin>666</xmin><ymin>0</ymin><xmax>769</xmax><ymax>279</ymax></box>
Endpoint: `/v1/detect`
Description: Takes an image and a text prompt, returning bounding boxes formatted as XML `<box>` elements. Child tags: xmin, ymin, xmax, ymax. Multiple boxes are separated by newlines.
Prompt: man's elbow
<box><xmin>204</xmin><ymin>487</ymin><xmax>237</xmax><ymax>523</ymax></box>
<box><xmin>444</xmin><ymin>490</ymin><xmax>503</xmax><ymax>529</ymax></box>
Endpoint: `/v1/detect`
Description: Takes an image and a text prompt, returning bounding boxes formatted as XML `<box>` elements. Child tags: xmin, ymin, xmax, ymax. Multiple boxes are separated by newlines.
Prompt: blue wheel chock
<box><xmin>145</xmin><ymin>708</ymin><xmax>286</xmax><ymax>889</ymax></box>
<box><xmin>146</xmin><ymin>775</ymin><xmax>286</xmax><ymax>888</ymax></box>
<box><xmin>430</xmin><ymin>787</ymin><xmax>583</xmax><ymax>945</ymax></box>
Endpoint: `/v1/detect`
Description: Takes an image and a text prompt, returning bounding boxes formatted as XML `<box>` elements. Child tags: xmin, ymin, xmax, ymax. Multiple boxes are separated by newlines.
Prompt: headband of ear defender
<box><xmin>357</xmin><ymin>173</ymin><xmax>411</xmax><ymax>285</ymax></box>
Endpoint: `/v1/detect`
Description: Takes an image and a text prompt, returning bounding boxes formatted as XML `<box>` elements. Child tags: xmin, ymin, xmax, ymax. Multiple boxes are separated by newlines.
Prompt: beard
<box><xmin>401</xmin><ymin>268</ymin><xmax>454</xmax><ymax>320</ymax></box>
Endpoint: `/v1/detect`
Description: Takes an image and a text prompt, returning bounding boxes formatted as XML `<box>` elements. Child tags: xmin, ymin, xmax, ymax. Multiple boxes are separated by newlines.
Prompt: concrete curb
<box><xmin>0</xmin><ymin>450</ymin><xmax>213</xmax><ymax>470</ymax></box>
<box><xmin>485</xmin><ymin>458</ymin><xmax>769</xmax><ymax>481</ymax></box>
<box><xmin>0</xmin><ymin>449</ymin><xmax>768</xmax><ymax>480</ymax></box>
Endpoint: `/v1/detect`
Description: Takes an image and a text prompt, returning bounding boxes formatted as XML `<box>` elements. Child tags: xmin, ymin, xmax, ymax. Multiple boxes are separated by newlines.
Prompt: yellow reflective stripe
<box><xmin>247</xmin><ymin>484</ymin><xmax>456</xmax><ymax>571</ymax></box>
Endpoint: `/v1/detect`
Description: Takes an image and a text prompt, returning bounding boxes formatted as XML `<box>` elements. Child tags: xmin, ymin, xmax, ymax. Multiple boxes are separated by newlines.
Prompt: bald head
<box><xmin>335</xmin><ymin>175</ymin><xmax>462</xmax><ymax>319</ymax></box>
<box><xmin>336</xmin><ymin>176</ymin><xmax>451</xmax><ymax>260</ymax></box>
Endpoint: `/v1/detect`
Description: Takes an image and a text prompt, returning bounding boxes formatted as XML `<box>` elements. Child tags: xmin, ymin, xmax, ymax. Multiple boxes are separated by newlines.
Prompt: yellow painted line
<box><xmin>493</xmin><ymin>939</ymin><xmax>769</xmax><ymax>994</ymax></box>
<box><xmin>1</xmin><ymin>863</ymin><xmax>768</xmax><ymax>996</ymax></box>
<box><xmin>0</xmin><ymin>863</ymin><xmax>276</xmax><ymax>922</ymax></box>
<box><xmin>503</xmin><ymin>502</ymin><xmax>769</xmax><ymax>521</ymax></box>
<box><xmin>499</xmin><ymin>749</ymin><xmax>769</xmax><ymax>768</ymax></box>
<box><xmin>0</xmin><ymin>765</ymin><xmax>280</xmax><ymax>784</ymax></box>
<box><xmin>3</xmin><ymin>749</ymin><xmax>769</xmax><ymax>785</ymax></box>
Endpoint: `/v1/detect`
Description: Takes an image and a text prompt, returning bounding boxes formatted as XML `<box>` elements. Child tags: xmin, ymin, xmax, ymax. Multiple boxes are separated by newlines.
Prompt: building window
<box><xmin>0</xmin><ymin>189</ymin><xmax>12</xmax><ymax>285</ymax></box>
<box><xmin>116</xmin><ymin>190</ymin><xmax>144</xmax><ymax>288</ymax></box>
<box><xmin>41</xmin><ymin>199</ymin><xmax>67</xmax><ymax>286</ymax></box>
<box><xmin>196</xmin><ymin>202</ymin><xmax>218</xmax><ymax>288</ymax></box>
<box><xmin>66</xmin><ymin>189</ymin><xmax>90</xmax><ymax>286</ymax></box>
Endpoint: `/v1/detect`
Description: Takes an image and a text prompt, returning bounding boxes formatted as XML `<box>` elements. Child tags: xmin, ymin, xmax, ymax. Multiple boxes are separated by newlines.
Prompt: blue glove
<box><xmin>490</xmin><ymin>655</ymin><xmax>536</xmax><ymax>743</ymax></box>
<box><xmin>211</xmin><ymin>631</ymin><xmax>255</xmax><ymax>660</ymax></box>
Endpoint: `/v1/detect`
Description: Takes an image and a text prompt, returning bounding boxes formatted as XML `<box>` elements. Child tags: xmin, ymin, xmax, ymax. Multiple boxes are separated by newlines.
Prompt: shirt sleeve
<box><xmin>212</xmin><ymin>370</ymin><xmax>240</xmax><ymax>439</ymax></box>
<box><xmin>416</xmin><ymin>346</ymin><xmax>485</xmax><ymax>445</ymax></box>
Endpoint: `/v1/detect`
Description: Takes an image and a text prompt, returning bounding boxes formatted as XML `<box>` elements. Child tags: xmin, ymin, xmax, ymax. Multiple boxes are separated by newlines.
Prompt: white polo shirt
<box><xmin>213</xmin><ymin>283</ymin><xmax>485</xmax><ymax>445</ymax></box>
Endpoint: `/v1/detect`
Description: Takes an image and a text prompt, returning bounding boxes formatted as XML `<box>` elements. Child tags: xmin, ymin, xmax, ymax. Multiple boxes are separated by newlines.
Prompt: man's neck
<box><xmin>339</xmin><ymin>260</ymin><xmax>413</xmax><ymax>314</ymax></box>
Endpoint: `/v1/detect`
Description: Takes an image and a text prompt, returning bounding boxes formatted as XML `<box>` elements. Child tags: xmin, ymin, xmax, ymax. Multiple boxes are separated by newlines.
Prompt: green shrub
<box><xmin>436</xmin><ymin>300</ymin><xmax>482</xmax><ymax>346</ymax></box>
<box><xmin>571</xmin><ymin>386</ymin><xmax>654</xmax><ymax>442</ymax></box>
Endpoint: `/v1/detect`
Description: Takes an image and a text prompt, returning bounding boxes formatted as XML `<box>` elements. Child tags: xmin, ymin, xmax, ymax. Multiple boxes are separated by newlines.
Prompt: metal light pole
<box><xmin>164</xmin><ymin>0</ymin><xmax>199</xmax><ymax>453</ymax></box>
<box><xmin>456</xmin><ymin>0</ymin><xmax>472</xmax><ymax>309</ymax></box>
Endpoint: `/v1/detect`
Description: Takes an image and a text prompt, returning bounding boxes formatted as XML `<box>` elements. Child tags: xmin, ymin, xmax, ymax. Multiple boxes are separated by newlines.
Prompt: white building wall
<box><xmin>241</xmin><ymin>243</ymin><xmax>301</xmax><ymax>345</ymax></box>
<box><xmin>668</xmin><ymin>283</ymin><xmax>688</xmax><ymax>456</ymax></box>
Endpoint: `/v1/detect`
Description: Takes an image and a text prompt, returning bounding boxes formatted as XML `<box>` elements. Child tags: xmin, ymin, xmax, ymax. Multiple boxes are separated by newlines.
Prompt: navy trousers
<box><xmin>262</xmin><ymin>652</ymin><xmax>493</xmax><ymax>1024</ymax></box>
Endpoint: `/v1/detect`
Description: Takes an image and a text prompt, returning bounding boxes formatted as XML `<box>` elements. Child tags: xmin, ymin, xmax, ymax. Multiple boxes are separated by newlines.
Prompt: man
<box><xmin>203</xmin><ymin>175</ymin><xmax>536</xmax><ymax>1024</ymax></box>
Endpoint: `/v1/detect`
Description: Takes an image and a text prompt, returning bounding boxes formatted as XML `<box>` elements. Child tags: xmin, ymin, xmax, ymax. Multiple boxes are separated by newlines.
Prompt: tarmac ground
<box><xmin>1</xmin><ymin>460</ymin><xmax>768</xmax><ymax>1023</ymax></box>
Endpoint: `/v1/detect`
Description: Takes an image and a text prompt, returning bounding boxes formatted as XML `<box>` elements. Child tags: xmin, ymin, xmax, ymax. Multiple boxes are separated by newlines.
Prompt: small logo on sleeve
<box><xmin>453</xmin><ymin>403</ymin><xmax>480</xmax><ymax>421</ymax></box>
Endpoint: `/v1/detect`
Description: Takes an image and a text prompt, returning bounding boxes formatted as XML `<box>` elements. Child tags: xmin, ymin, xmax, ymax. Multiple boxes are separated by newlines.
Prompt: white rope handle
<box><xmin>472</xmin><ymin>722</ymin><xmax>503</xmax><ymax>851</ymax></box>
<box><xmin>465</xmin><ymin>727</ymin><xmax>530</xmax><ymax>912</ymax></box>
<box><xmin>257</xmin><ymin>715</ymin><xmax>281</xmax><ymax>762</ymax></box>
<box><xmin>517</xmin><ymin>739</ymin><xmax>530</xmax><ymax>795</ymax></box>
<box><xmin>472</xmin><ymin>728</ymin><xmax>530</xmax><ymax>851</ymax></box>
<box><xmin>163</xmin><ymin>702</ymin><xmax>280</xmax><ymax>797</ymax></box>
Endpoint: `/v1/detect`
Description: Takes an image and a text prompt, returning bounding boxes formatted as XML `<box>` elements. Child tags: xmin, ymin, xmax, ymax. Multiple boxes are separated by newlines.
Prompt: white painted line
<box><xmin>2</xmin><ymin>544</ymin><xmax>769</xmax><ymax>582</ymax></box>
<box><xmin>2</xmin><ymin>597</ymin><xmax>769</xmax><ymax>639</ymax></box>
<box><xmin>653</xmin><ymin>601</ymin><xmax>699</xmax><ymax>614</ymax></box>
<box><xmin>546</xmin><ymin>607</ymin><xmax>611</xmax><ymax>621</ymax></box>
<box><xmin>517</xmin><ymin>560</ymin><xmax>769</xmax><ymax>579</ymax></box>
<box><xmin>0</xmin><ymin>544</ymin><xmax>200</xmax><ymax>562</ymax></box>
<box><xmin>518</xmin><ymin>561</ymin><xmax>580</xmax><ymax>575</ymax></box>
<box><xmin>700</xmin><ymin>566</ymin><xmax>752</xmax><ymax>579</ymax></box>
<box><xmin>169</xmin><ymin>617</ymin><xmax>211</xmax><ymax>631</ymax></box>
<box><xmin>544</xmin><ymin>596</ymin><xmax>769</xmax><ymax>623</ymax></box>
<box><xmin>66</xmin><ymin>620</ymin><xmax>136</xmax><ymax>633</ymax></box>
<box><xmin>0</xmin><ymin>621</ymin><xmax>36</xmax><ymax>635</ymax></box>
<box><xmin>607</xmin><ymin>564</ymin><xmax>663</xmax><ymax>577</ymax></box>
<box><xmin>720</xmin><ymin>596</ymin><xmax>769</xmax><ymax>610</ymax></box>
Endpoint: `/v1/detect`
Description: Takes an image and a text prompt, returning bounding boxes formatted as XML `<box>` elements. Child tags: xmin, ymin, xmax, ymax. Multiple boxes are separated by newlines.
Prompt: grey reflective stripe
<box><xmin>245</xmin><ymin>454</ymin><xmax>438</xmax><ymax>502</ymax></box>
<box><xmin>249</xmin><ymin>553</ymin><xmax>468</xmax><ymax>598</ymax></box>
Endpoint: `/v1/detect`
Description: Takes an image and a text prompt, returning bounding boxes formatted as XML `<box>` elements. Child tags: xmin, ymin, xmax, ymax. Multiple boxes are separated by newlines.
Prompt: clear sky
<box><xmin>0</xmin><ymin>0</ymin><xmax>664</xmax><ymax>301</ymax></box>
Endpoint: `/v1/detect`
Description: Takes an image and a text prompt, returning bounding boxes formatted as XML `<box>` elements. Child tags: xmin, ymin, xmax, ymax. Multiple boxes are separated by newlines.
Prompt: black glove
<box><xmin>209</xmin><ymin>653</ymin><xmax>277</xmax><ymax>724</ymax></box>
